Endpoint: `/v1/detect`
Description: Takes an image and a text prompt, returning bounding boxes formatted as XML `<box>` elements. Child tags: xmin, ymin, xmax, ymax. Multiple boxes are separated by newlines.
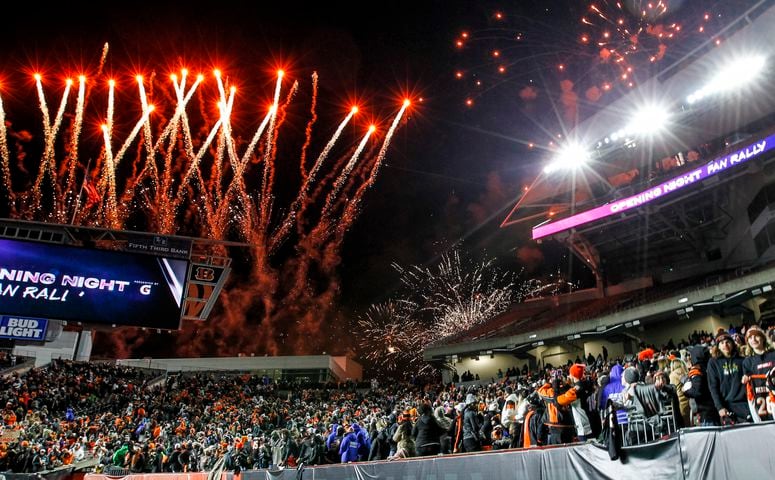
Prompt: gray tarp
<box><xmin>231</xmin><ymin>421</ymin><xmax>773</xmax><ymax>480</ymax></box>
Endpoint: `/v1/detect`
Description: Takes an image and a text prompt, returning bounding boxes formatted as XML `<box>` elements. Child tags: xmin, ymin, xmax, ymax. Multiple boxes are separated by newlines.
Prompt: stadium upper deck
<box><xmin>425</xmin><ymin>1</ymin><xmax>775</xmax><ymax>366</ymax></box>
<box><xmin>503</xmin><ymin>1</ymin><xmax>775</xmax><ymax>284</ymax></box>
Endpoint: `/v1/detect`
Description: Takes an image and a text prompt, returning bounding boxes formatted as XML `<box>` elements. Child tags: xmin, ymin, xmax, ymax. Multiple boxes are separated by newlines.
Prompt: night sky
<box><xmin>0</xmin><ymin>1</ymin><xmax>753</xmax><ymax>357</ymax></box>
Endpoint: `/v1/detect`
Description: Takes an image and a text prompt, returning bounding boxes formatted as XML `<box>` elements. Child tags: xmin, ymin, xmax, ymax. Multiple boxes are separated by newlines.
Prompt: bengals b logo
<box><xmin>194</xmin><ymin>267</ymin><xmax>215</xmax><ymax>282</ymax></box>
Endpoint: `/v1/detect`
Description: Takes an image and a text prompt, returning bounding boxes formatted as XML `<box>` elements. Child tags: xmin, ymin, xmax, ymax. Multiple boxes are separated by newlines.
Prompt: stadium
<box><xmin>3</xmin><ymin>2</ymin><xmax>775</xmax><ymax>480</ymax></box>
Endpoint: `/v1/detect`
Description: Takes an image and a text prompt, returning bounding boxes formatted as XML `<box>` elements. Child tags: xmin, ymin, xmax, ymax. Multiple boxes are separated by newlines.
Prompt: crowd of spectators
<box><xmin>0</xmin><ymin>351</ymin><xmax>20</xmax><ymax>370</ymax></box>
<box><xmin>0</xmin><ymin>323</ymin><xmax>774</xmax><ymax>474</ymax></box>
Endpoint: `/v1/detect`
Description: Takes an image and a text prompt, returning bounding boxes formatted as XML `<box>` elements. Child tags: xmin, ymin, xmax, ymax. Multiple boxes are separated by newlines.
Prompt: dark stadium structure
<box><xmin>425</xmin><ymin>1</ymin><xmax>775</xmax><ymax>373</ymax></box>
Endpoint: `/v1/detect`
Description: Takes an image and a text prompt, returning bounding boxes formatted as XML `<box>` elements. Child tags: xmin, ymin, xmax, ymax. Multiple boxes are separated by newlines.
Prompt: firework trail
<box><xmin>63</xmin><ymin>76</ymin><xmax>86</xmax><ymax>207</ymax></box>
<box><xmin>0</xmin><ymin>92</ymin><xmax>12</xmax><ymax>206</ymax></box>
<box><xmin>97</xmin><ymin>43</ymin><xmax>109</xmax><ymax>77</ymax></box>
<box><xmin>270</xmin><ymin>104</ymin><xmax>359</xmax><ymax>251</ymax></box>
<box><xmin>334</xmin><ymin>100</ymin><xmax>409</xmax><ymax>239</ymax></box>
<box><xmin>2</xmin><ymin>48</ymin><xmax>411</xmax><ymax>357</ymax></box>
<box><xmin>299</xmin><ymin>72</ymin><xmax>319</xmax><ymax>180</ymax></box>
<box><xmin>321</xmin><ymin>125</ymin><xmax>376</xmax><ymax>218</ymax></box>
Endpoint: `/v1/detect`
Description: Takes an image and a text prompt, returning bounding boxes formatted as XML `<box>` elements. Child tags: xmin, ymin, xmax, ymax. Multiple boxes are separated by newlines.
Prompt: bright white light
<box><xmin>543</xmin><ymin>142</ymin><xmax>590</xmax><ymax>174</ymax></box>
<box><xmin>686</xmin><ymin>54</ymin><xmax>767</xmax><ymax>104</ymax></box>
<box><xmin>627</xmin><ymin>105</ymin><xmax>670</xmax><ymax>135</ymax></box>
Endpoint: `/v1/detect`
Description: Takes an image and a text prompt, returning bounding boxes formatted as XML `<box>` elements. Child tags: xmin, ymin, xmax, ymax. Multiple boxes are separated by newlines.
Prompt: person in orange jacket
<box><xmin>537</xmin><ymin>369</ymin><xmax>578</xmax><ymax>445</ymax></box>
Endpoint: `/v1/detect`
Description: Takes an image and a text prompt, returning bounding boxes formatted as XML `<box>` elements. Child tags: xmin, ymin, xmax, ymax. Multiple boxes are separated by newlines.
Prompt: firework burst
<box><xmin>0</xmin><ymin>45</ymin><xmax>412</xmax><ymax>357</ymax></box>
<box><xmin>356</xmin><ymin>248</ymin><xmax>584</xmax><ymax>376</ymax></box>
<box><xmin>393</xmin><ymin>250</ymin><xmax>518</xmax><ymax>339</ymax></box>
<box><xmin>358</xmin><ymin>249</ymin><xmax>550</xmax><ymax>376</ymax></box>
<box><xmin>452</xmin><ymin>1</ymin><xmax>747</xmax><ymax>125</ymax></box>
<box><xmin>355</xmin><ymin>301</ymin><xmax>423</xmax><ymax>375</ymax></box>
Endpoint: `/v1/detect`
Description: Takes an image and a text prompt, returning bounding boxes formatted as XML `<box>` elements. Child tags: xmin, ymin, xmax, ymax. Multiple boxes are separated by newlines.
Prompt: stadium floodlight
<box><xmin>686</xmin><ymin>54</ymin><xmax>767</xmax><ymax>104</ymax></box>
<box><xmin>543</xmin><ymin>141</ymin><xmax>590</xmax><ymax>174</ymax></box>
<box><xmin>626</xmin><ymin>105</ymin><xmax>670</xmax><ymax>136</ymax></box>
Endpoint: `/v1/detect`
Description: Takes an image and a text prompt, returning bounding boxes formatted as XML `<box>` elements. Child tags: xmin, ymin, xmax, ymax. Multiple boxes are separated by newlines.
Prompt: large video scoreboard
<box><xmin>0</xmin><ymin>237</ymin><xmax>187</xmax><ymax>331</ymax></box>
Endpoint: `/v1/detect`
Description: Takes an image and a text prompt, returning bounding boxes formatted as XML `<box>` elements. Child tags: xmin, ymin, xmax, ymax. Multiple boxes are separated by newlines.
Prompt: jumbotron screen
<box><xmin>0</xmin><ymin>238</ymin><xmax>188</xmax><ymax>329</ymax></box>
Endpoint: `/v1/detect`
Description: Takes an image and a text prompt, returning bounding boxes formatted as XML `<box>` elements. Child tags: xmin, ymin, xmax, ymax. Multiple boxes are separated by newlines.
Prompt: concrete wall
<box><xmin>640</xmin><ymin>313</ymin><xmax>728</xmax><ymax>348</ymax></box>
<box><xmin>14</xmin><ymin>331</ymin><xmax>79</xmax><ymax>366</ymax></box>
<box><xmin>75</xmin><ymin>330</ymin><xmax>93</xmax><ymax>361</ymax></box>
<box><xmin>331</xmin><ymin>356</ymin><xmax>363</xmax><ymax>381</ymax></box>
<box><xmin>115</xmin><ymin>355</ymin><xmax>362</xmax><ymax>382</ymax></box>
<box><xmin>532</xmin><ymin>344</ymin><xmax>585</xmax><ymax>369</ymax></box>
<box><xmin>449</xmin><ymin>354</ymin><xmax>530</xmax><ymax>383</ymax></box>
<box><xmin>583</xmin><ymin>339</ymin><xmax>626</xmax><ymax>362</ymax></box>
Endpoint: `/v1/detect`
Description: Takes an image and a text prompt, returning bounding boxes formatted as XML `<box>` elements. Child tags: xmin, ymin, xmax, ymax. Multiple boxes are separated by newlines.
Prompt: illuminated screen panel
<box><xmin>533</xmin><ymin>134</ymin><xmax>775</xmax><ymax>240</ymax></box>
<box><xmin>0</xmin><ymin>238</ymin><xmax>188</xmax><ymax>329</ymax></box>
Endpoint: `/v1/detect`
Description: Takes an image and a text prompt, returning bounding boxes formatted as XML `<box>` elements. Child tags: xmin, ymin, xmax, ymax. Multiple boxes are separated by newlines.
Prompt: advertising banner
<box><xmin>0</xmin><ymin>316</ymin><xmax>48</xmax><ymax>341</ymax></box>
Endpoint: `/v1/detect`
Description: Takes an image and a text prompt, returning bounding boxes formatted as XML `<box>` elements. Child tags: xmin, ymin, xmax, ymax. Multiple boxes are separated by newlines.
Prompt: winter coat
<box><xmin>669</xmin><ymin>366</ymin><xmax>691</xmax><ymax>426</ymax></box>
<box><xmin>352</xmin><ymin>424</ymin><xmax>370</xmax><ymax>459</ymax></box>
<box><xmin>392</xmin><ymin>421</ymin><xmax>415</xmax><ymax>457</ymax></box>
<box><xmin>600</xmin><ymin>364</ymin><xmax>625</xmax><ymax>410</ymax></box>
<box><xmin>707</xmin><ymin>354</ymin><xmax>748</xmax><ymax>419</ymax></box>
<box><xmin>462</xmin><ymin>408</ymin><xmax>481</xmax><ymax>442</ymax></box>
<box><xmin>682</xmin><ymin>362</ymin><xmax>719</xmax><ymax>425</ymax></box>
<box><xmin>412</xmin><ymin>412</ymin><xmax>444</xmax><ymax>449</ymax></box>
<box><xmin>742</xmin><ymin>350</ymin><xmax>775</xmax><ymax>421</ymax></box>
<box><xmin>338</xmin><ymin>432</ymin><xmax>359</xmax><ymax>463</ymax></box>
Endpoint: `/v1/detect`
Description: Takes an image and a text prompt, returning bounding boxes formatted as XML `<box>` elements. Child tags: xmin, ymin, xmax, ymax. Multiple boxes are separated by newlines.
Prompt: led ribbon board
<box><xmin>533</xmin><ymin>134</ymin><xmax>775</xmax><ymax>240</ymax></box>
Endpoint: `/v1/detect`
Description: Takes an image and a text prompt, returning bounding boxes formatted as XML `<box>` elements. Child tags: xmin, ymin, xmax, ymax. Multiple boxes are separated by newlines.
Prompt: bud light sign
<box><xmin>0</xmin><ymin>316</ymin><xmax>48</xmax><ymax>341</ymax></box>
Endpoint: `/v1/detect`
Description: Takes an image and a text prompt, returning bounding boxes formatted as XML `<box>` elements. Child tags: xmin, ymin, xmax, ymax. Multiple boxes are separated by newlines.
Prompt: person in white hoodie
<box><xmin>73</xmin><ymin>442</ymin><xmax>86</xmax><ymax>462</ymax></box>
<box><xmin>568</xmin><ymin>364</ymin><xmax>593</xmax><ymax>441</ymax></box>
<box><xmin>500</xmin><ymin>387</ymin><xmax>519</xmax><ymax>443</ymax></box>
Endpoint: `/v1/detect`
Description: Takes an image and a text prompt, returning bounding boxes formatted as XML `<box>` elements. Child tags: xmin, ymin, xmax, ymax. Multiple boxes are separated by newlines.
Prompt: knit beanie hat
<box><xmin>715</xmin><ymin>331</ymin><xmax>733</xmax><ymax>344</ymax></box>
<box><xmin>623</xmin><ymin>367</ymin><xmax>640</xmax><ymax>385</ymax></box>
<box><xmin>637</xmin><ymin>348</ymin><xmax>655</xmax><ymax>362</ymax></box>
<box><xmin>746</xmin><ymin>325</ymin><xmax>766</xmax><ymax>341</ymax></box>
<box><xmin>569</xmin><ymin>364</ymin><xmax>586</xmax><ymax>380</ymax></box>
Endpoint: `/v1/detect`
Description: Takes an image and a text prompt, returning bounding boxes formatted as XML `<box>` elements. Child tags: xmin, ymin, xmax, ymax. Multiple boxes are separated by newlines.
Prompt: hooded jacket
<box><xmin>462</xmin><ymin>405</ymin><xmax>482</xmax><ymax>441</ymax></box>
<box><xmin>683</xmin><ymin>346</ymin><xmax>719</xmax><ymax>423</ymax></box>
<box><xmin>352</xmin><ymin>423</ymin><xmax>370</xmax><ymax>459</ymax></box>
<box><xmin>433</xmin><ymin>406</ymin><xmax>452</xmax><ymax>431</ymax></box>
<box><xmin>600</xmin><ymin>364</ymin><xmax>625</xmax><ymax>410</ymax></box>
<box><xmin>501</xmin><ymin>393</ymin><xmax>519</xmax><ymax>430</ymax></box>
<box><xmin>339</xmin><ymin>430</ymin><xmax>359</xmax><ymax>463</ymax></box>
<box><xmin>412</xmin><ymin>412</ymin><xmax>444</xmax><ymax>449</ymax></box>
<box><xmin>537</xmin><ymin>382</ymin><xmax>576</xmax><ymax>428</ymax></box>
<box><xmin>707</xmin><ymin>351</ymin><xmax>747</xmax><ymax>418</ymax></box>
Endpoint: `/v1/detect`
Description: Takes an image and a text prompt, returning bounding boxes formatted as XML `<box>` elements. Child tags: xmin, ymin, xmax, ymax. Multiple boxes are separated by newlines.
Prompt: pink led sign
<box><xmin>532</xmin><ymin>134</ymin><xmax>775</xmax><ymax>240</ymax></box>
